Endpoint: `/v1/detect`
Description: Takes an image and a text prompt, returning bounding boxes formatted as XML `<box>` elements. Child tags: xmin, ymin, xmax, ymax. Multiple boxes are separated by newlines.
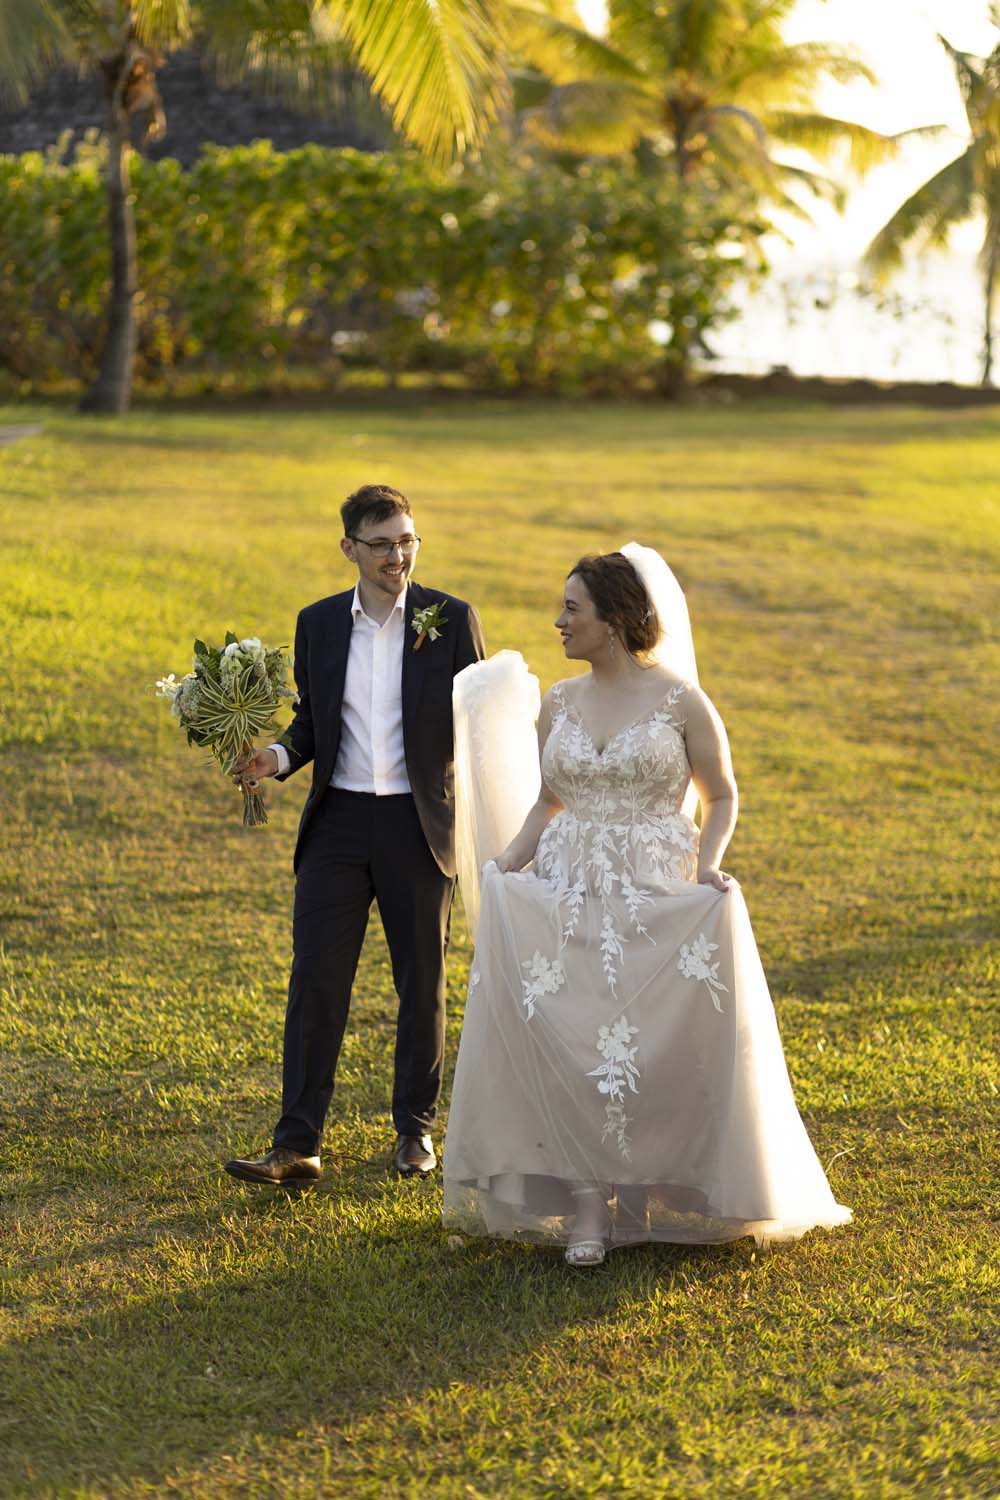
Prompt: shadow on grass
<box><xmin>0</xmin><ymin>1185</ymin><xmax>745</xmax><ymax>1496</ymax></box>
<box><xmin>769</xmin><ymin>913</ymin><xmax>1000</xmax><ymax>1004</ymax></box>
<box><xmin>16</xmin><ymin>397</ymin><xmax>1000</xmax><ymax>459</ymax></box>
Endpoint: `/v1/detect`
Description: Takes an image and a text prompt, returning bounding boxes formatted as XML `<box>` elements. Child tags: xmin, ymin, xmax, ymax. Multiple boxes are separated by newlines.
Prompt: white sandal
<box><xmin>565</xmin><ymin>1239</ymin><xmax>606</xmax><ymax>1267</ymax></box>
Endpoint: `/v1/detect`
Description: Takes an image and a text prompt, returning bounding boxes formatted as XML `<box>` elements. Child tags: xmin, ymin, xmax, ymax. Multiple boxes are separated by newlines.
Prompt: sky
<box><xmin>575</xmin><ymin>0</ymin><xmax>1000</xmax><ymax>261</ymax></box>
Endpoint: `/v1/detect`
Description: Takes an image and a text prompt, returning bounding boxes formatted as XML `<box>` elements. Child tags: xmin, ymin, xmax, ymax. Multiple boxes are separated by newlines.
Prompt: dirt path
<box><xmin>0</xmin><ymin>424</ymin><xmax>42</xmax><ymax>446</ymax></box>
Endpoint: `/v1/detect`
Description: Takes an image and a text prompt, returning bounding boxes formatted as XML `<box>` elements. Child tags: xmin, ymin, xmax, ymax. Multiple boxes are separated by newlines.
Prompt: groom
<box><xmin>225</xmin><ymin>484</ymin><xmax>485</xmax><ymax>1186</ymax></box>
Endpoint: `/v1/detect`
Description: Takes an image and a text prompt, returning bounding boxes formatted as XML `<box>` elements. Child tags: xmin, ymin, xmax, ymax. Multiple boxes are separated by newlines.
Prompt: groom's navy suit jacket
<box><xmin>275</xmin><ymin>582</ymin><xmax>485</xmax><ymax>877</ymax></box>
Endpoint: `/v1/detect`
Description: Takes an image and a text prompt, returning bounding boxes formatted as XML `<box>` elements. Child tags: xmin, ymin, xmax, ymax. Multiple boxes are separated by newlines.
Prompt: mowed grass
<box><xmin>0</xmin><ymin>396</ymin><xmax>998</xmax><ymax>1500</ymax></box>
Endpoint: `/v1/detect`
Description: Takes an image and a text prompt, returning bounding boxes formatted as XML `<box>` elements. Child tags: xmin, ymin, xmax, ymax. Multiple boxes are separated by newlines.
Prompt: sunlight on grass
<box><xmin>1</xmin><ymin>398</ymin><xmax>997</xmax><ymax>1500</ymax></box>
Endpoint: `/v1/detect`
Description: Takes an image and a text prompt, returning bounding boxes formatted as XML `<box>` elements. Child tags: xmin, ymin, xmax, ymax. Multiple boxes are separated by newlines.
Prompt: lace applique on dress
<box><xmin>677</xmin><ymin>933</ymin><xmax>728</xmax><ymax>1013</ymax></box>
<box><xmin>533</xmin><ymin>680</ymin><xmax>697</xmax><ymax>997</ymax></box>
<box><xmin>520</xmin><ymin>950</ymin><xmax>566</xmax><ymax>1019</ymax></box>
<box><xmin>588</xmin><ymin>1015</ymin><xmax>641</xmax><ymax>1160</ymax></box>
<box><xmin>444</xmin><ymin>666</ymin><xmax>854</xmax><ymax>1249</ymax></box>
<box><xmin>506</xmin><ymin>680</ymin><xmax>713</xmax><ymax>1158</ymax></box>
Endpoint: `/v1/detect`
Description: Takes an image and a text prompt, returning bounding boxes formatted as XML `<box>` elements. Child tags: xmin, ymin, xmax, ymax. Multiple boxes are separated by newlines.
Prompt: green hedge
<box><xmin>0</xmin><ymin>137</ymin><xmax>765</xmax><ymax>391</ymax></box>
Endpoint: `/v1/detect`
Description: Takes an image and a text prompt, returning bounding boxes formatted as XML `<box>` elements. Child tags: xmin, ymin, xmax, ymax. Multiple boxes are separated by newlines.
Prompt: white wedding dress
<box><xmin>443</xmin><ymin>663</ymin><xmax>851</xmax><ymax>1251</ymax></box>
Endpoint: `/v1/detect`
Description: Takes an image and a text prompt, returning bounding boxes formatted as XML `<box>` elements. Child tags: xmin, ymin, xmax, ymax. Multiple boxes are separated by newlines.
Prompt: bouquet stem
<box><xmin>237</xmin><ymin>743</ymin><xmax>268</xmax><ymax>827</ymax></box>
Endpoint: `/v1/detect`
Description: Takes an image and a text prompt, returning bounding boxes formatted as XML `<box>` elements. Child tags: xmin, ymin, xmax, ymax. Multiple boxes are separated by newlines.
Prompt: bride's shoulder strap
<box><xmin>664</xmin><ymin>676</ymin><xmax>697</xmax><ymax>731</ymax></box>
<box><xmin>675</xmin><ymin>680</ymin><xmax>719</xmax><ymax>735</ymax></box>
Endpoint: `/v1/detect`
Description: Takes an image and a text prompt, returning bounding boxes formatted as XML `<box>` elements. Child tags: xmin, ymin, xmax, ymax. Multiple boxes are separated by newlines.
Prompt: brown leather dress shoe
<box><xmin>224</xmin><ymin>1146</ymin><xmax>322</xmax><ymax>1186</ymax></box>
<box><xmin>394</xmin><ymin>1133</ymin><xmax>436</xmax><ymax>1178</ymax></box>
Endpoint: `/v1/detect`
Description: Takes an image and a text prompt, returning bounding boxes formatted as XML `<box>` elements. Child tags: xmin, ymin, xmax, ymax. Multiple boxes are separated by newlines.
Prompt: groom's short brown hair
<box><xmin>341</xmin><ymin>484</ymin><xmax>412</xmax><ymax>536</ymax></box>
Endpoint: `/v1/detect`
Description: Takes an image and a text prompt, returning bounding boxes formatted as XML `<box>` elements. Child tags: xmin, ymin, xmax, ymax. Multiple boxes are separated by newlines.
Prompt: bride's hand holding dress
<box><xmin>683</xmin><ymin>684</ymin><xmax>739</xmax><ymax>895</ymax></box>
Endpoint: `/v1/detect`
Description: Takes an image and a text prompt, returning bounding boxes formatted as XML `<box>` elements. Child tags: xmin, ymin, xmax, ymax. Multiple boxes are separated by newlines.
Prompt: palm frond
<box><xmin>133</xmin><ymin>0</ymin><xmax>194</xmax><ymax>50</ymax></box>
<box><xmin>764</xmin><ymin>111</ymin><xmax>933</xmax><ymax>173</ymax></box>
<box><xmin>701</xmin><ymin>141</ymin><xmax>840</xmax><ymax>218</ymax></box>
<box><xmin>225</xmin><ymin>40</ymin><xmax>386</xmax><ymax>129</ymax></box>
<box><xmin>200</xmin><ymin>0</ymin><xmax>336</xmax><ymax>66</ymax></box>
<box><xmin>0</xmin><ymin>0</ymin><xmax>76</xmax><ymax>102</ymax></box>
<box><xmin>937</xmin><ymin>34</ymin><xmax>990</xmax><ymax>128</ymax></box>
<box><xmin>669</xmin><ymin>0</ymin><xmax>746</xmax><ymax>76</ymax></box>
<box><xmin>328</xmin><ymin>0</ymin><xmax>507</xmax><ymax>160</ymax></box>
<box><xmin>520</xmin><ymin>76</ymin><xmax>654</xmax><ymax>153</ymax></box>
<box><xmin>983</xmin><ymin>86</ymin><xmax>1000</xmax><ymax>140</ymax></box>
<box><xmin>770</xmin><ymin>157</ymin><xmax>846</xmax><ymax>212</ymax></box>
<box><xmin>980</xmin><ymin>198</ymin><xmax>1000</xmax><ymax>282</ymax></box>
<box><xmin>604</xmin><ymin>0</ymin><xmax>665</xmax><ymax>72</ymax></box>
<box><xmin>742</xmin><ymin>0</ymin><xmax>799</xmax><ymax>30</ymax></box>
<box><xmin>758</xmin><ymin>165</ymin><xmax>845</xmax><ymax>223</ymax></box>
<box><xmin>607</xmin><ymin>0</ymin><xmax>740</xmax><ymax>81</ymax></box>
<box><xmin>509</xmin><ymin>64</ymin><xmax>559</xmax><ymax>112</ymax></box>
<box><xmin>508</xmin><ymin>1</ymin><xmax>645</xmax><ymax>85</ymax></box>
<box><xmin>200</xmin><ymin>0</ymin><xmax>384</xmax><ymax>126</ymax></box>
<box><xmin>694</xmin><ymin>104</ymin><xmax>846</xmax><ymax>213</ymax></box>
<box><xmin>864</xmin><ymin>148</ymin><xmax>979</xmax><ymax>274</ymax></box>
<box><xmin>703</xmin><ymin>101</ymin><xmax>767</xmax><ymax>147</ymax></box>
<box><xmin>729</xmin><ymin>42</ymin><xmax>876</xmax><ymax>108</ymax></box>
<box><xmin>64</xmin><ymin>0</ymin><xmax>132</xmax><ymax>58</ymax></box>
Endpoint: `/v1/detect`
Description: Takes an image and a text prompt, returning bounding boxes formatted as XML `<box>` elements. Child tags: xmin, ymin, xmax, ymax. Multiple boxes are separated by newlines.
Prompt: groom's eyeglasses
<box><xmin>349</xmin><ymin>534</ymin><xmax>421</xmax><ymax>558</ymax></box>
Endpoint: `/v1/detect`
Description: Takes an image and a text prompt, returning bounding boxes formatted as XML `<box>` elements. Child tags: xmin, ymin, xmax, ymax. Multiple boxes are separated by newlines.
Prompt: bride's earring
<box><xmin>608</xmin><ymin>628</ymin><xmax>616</xmax><ymax>659</ymax></box>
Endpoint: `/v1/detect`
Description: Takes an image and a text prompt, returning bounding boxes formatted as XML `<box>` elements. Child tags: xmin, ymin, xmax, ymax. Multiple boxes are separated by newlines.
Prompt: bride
<box><xmin>444</xmin><ymin>544</ymin><xmax>851</xmax><ymax>1266</ymax></box>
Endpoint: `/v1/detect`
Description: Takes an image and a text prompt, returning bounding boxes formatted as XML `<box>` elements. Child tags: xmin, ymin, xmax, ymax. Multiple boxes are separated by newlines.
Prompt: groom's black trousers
<box><xmin>273</xmin><ymin>787</ymin><xmax>454</xmax><ymax>1155</ymax></box>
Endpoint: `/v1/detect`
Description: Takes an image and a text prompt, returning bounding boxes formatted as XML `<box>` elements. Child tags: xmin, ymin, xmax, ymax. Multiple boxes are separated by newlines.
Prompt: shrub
<box><xmin>0</xmin><ymin>137</ymin><xmax>766</xmax><ymax>392</ymax></box>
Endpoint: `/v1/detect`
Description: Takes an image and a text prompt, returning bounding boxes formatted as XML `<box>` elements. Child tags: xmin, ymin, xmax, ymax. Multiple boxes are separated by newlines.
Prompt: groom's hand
<box><xmin>231</xmin><ymin>748</ymin><xmax>280</xmax><ymax>787</ymax></box>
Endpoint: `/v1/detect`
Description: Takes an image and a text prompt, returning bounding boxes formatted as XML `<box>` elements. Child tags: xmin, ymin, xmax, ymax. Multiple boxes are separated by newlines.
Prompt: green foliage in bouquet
<box><xmin>156</xmin><ymin>633</ymin><xmax>296</xmax><ymax>826</ymax></box>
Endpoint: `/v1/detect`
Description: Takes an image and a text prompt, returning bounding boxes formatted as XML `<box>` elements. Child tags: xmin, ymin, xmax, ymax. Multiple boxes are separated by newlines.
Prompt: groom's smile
<box><xmin>341</xmin><ymin>509</ymin><xmax>421</xmax><ymax>604</ymax></box>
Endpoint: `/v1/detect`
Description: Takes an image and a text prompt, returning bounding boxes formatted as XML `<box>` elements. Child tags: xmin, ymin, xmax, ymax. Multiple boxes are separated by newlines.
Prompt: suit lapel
<box><xmin>324</xmin><ymin>591</ymin><xmax>355</xmax><ymax>759</ymax></box>
<box><xmin>401</xmin><ymin>583</ymin><xmax>429</xmax><ymax>742</ymax></box>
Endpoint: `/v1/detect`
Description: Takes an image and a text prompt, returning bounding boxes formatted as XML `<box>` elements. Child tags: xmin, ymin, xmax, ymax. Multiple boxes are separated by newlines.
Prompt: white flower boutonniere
<box><xmin>412</xmin><ymin>602</ymin><xmax>448</xmax><ymax>652</ymax></box>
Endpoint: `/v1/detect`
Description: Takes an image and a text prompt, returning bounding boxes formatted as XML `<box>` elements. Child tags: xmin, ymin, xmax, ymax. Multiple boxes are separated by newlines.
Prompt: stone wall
<box><xmin>0</xmin><ymin>49</ymin><xmax>383</xmax><ymax>163</ymax></box>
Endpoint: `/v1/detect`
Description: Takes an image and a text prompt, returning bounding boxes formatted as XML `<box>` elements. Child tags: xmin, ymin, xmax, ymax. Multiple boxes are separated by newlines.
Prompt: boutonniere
<box><xmin>411</xmin><ymin>602</ymin><xmax>448</xmax><ymax>652</ymax></box>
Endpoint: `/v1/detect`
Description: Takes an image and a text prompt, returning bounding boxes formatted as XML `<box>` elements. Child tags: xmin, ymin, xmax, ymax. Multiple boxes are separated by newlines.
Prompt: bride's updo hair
<box><xmin>569</xmin><ymin>552</ymin><xmax>660</xmax><ymax>657</ymax></box>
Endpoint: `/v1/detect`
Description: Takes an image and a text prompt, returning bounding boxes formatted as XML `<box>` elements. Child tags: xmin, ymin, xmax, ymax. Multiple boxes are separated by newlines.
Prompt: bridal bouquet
<box><xmin>155</xmin><ymin>634</ymin><xmax>296</xmax><ymax>826</ymax></box>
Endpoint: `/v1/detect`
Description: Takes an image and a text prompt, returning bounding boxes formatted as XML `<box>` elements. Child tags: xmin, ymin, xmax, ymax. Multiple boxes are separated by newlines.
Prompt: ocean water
<box><xmin>711</xmin><ymin>250</ymin><xmax>991</xmax><ymax>386</ymax></box>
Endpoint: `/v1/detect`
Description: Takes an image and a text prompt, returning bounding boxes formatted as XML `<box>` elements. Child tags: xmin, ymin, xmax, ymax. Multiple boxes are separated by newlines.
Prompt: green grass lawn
<box><xmin>1</xmin><ymin>397</ymin><xmax>998</xmax><ymax>1500</ymax></box>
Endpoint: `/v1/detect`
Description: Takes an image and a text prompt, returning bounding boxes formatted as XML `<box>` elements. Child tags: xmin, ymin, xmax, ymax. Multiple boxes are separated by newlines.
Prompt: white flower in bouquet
<box><xmin>155</xmin><ymin>631</ymin><xmax>297</xmax><ymax>826</ymax></box>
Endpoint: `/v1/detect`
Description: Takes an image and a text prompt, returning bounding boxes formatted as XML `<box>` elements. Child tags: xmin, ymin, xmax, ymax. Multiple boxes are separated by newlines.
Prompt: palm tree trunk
<box><xmin>657</xmin><ymin>326</ymin><xmax>692</xmax><ymax>399</ymax></box>
<box><xmin>80</xmin><ymin>95</ymin><xmax>136</xmax><ymax>414</ymax></box>
<box><xmin>981</xmin><ymin>230</ymin><xmax>998</xmax><ymax>387</ymax></box>
<box><xmin>659</xmin><ymin>186</ymin><xmax>691</xmax><ymax>400</ymax></box>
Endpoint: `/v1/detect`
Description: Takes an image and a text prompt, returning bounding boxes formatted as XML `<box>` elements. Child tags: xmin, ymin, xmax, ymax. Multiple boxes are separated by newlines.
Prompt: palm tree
<box><xmin>512</xmin><ymin>0</ymin><xmax>932</xmax><ymax>217</ymax></box>
<box><xmin>865</xmin><ymin>21</ymin><xmax>1000</xmax><ymax>386</ymax></box>
<box><xmin>0</xmin><ymin>1</ymin><xmax>507</xmax><ymax>413</ymax></box>
<box><xmin>504</xmin><ymin>0</ymin><xmax>943</xmax><ymax>392</ymax></box>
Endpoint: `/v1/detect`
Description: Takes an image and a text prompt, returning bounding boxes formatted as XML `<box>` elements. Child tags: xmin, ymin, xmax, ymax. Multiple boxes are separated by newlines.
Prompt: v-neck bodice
<box><xmin>535</xmin><ymin>679</ymin><xmax>698</xmax><ymax>894</ymax></box>
<box><xmin>545</xmin><ymin>680</ymin><xmax>691</xmax><ymax>812</ymax></box>
<box><xmin>560</xmin><ymin>685</ymin><xmax>687</xmax><ymax>759</ymax></box>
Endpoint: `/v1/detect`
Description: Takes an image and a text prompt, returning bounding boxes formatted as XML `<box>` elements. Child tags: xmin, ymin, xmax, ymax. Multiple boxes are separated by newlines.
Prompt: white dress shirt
<box><xmin>270</xmin><ymin>584</ymin><xmax>411</xmax><ymax>794</ymax></box>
